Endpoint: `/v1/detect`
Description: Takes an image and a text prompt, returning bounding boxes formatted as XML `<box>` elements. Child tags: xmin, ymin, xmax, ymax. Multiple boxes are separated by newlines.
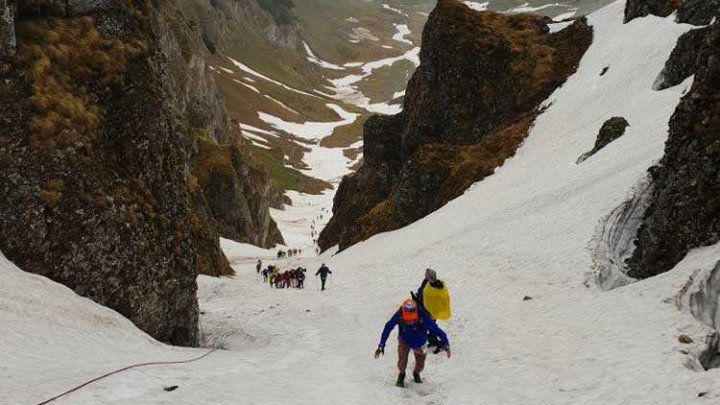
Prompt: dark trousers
<box><xmin>320</xmin><ymin>277</ymin><xmax>327</xmax><ymax>290</ymax></box>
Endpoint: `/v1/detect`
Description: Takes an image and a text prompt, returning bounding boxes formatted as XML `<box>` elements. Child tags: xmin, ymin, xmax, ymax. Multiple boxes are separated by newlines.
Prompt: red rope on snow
<box><xmin>36</xmin><ymin>348</ymin><xmax>217</xmax><ymax>405</ymax></box>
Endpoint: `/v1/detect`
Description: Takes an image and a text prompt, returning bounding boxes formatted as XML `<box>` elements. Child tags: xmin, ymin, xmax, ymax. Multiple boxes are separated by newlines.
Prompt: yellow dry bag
<box><xmin>422</xmin><ymin>280</ymin><xmax>451</xmax><ymax>320</ymax></box>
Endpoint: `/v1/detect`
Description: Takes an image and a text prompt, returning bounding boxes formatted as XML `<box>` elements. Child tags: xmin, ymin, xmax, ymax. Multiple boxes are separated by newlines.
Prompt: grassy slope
<box><xmin>252</xmin><ymin>146</ymin><xmax>331</xmax><ymax>195</ymax></box>
<box><xmin>178</xmin><ymin>0</ymin><xmax>436</xmax><ymax>195</ymax></box>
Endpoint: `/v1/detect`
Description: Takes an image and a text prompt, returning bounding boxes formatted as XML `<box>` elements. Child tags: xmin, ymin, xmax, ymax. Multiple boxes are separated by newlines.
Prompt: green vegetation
<box><xmin>356</xmin><ymin>59</ymin><xmax>414</xmax><ymax>104</ymax></box>
<box><xmin>252</xmin><ymin>146</ymin><xmax>331</xmax><ymax>195</ymax></box>
<box><xmin>321</xmin><ymin>115</ymin><xmax>367</xmax><ymax>148</ymax></box>
<box><xmin>294</xmin><ymin>0</ymin><xmax>431</xmax><ymax>65</ymax></box>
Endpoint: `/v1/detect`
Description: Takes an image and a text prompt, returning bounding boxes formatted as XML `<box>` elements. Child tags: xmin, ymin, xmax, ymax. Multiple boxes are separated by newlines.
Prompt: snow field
<box><xmin>2</xmin><ymin>2</ymin><xmax>720</xmax><ymax>405</ymax></box>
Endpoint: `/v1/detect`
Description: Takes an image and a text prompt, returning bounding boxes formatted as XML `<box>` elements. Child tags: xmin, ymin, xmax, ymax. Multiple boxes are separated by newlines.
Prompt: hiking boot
<box><xmin>413</xmin><ymin>371</ymin><xmax>422</xmax><ymax>383</ymax></box>
<box><xmin>396</xmin><ymin>372</ymin><xmax>406</xmax><ymax>387</ymax></box>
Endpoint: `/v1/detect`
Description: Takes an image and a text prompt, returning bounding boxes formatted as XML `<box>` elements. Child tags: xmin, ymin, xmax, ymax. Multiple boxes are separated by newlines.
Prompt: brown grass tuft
<box><xmin>15</xmin><ymin>14</ymin><xmax>147</xmax><ymax>151</ymax></box>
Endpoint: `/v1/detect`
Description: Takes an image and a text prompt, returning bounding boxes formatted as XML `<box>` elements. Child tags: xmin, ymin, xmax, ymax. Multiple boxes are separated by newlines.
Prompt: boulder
<box><xmin>624</xmin><ymin>0</ymin><xmax>677</xmax><ymax>23</ymax></box>
<box><xmin>576</xmin><ymin>117</ymin><xmax>630</xmax><ymax>163</ymax></box>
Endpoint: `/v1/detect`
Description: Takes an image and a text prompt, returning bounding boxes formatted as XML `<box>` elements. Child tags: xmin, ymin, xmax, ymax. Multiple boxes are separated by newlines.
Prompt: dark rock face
<box><xmin>319</xmin><ymin>0</ymin><xmax>593</xmax><ymax>251</ymax></box>
<box><xmin>319</xmin><ymin>115</ymin><xmax>404</xmax><ymax>249</ymax></box>
<box><xmin>0</xmin><ymin>1</ymin><xmax>199</xmax><ymax>346</ymax></box>
<box><xmin>0</xmin><ymin>0</ymin><xmax>15</xmax><ymax>59</ymax></box>
<box><xmin>677</xmin><ymin>0</ymin><xmax>720</xmax><ymax>25</ymax></box>
<box><xmin>577</xmin><ymin>117</ymin><xmax>630</xmax><ymax>163</ymax></box>
<box><xmin>625</xmin><ymin>0</ymin><xmax>719</xmax><ymax>24</ymax></box>
<box><xmin>0</xmin><ymin>0</ymin><xmax>282</xmax><ymax>345</ymax></box>
<box><xmin>156</xmin><ymin>1</ymin><xmax>284</xmax><ymax>252</ymax></box>
<box><xmin>654</xmin><ymin>28</ymin><xmax>709</xmax><ymax>91</ymax></box>
<box><xmin>627</xmin><ymin>24</ymin><xmax>720</xmax><ymax>279</ymax></box>
<box><xmin>191</xmin><ymin>137</ymin><xmax>284</xmax><ymax>250</ymax></box>
<box><xmin>624</xmin><ymin>0</ymin><xmax>677</xmax><ymax>23</ymax></box>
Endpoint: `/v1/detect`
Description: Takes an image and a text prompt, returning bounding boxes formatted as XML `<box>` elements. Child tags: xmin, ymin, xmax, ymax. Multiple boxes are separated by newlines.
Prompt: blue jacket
<box><xmin>378</xmin><ymin>306</ymin><xmax>449</xmax><ymax>350</ymax></box>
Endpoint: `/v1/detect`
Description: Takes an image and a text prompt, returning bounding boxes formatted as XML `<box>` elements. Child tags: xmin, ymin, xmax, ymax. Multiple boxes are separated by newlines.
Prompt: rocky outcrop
<box><xmin>653</xmin><ymin>28</ymin><xmax>709</xmax><ymax>90</ymax></box>
<box><xmin>624</xmin><ymin>0</ymin><xmax>677</xmax><ymax>23</ymax></box>
<box><xmin>677</xmin><ymin>0</ymin><xmax>720</xmax><ymax>25</ymax></box>
<box><xmin>577</xmin><ymin>117</ymin><xmax>630</xmax><ymax>163</ymax></box>
<box><xmin>0</xmin><ymin>0</ymin><xmax>15</xmax><ymax>59</ymax></box>
<box><xmin>157</xmin><ymin>1</ymin><xmax>284</xmax><ymax>252</ymax></box>
<box><xmin>625</xmin><ymin>0</ymin><xmax>719</xmax><ymax>24</ymax></box>
<box><xmin>180</xmin><ymin>0</ymin><xmax>301</xmax><ymax>57</ymax></box>
<box><xmin>627</xmin><ymin>24</ymin><xmax>720</xmax><ymax>279</ymax></box>
<box><xmin>319</xmin><ymin>0</ymin><xmax>593</xmax><ymax>251</ymax></box>
<box><xmin>191</xmin><ymin>134</ymin><xmax>284</xmax><ymax>250</ymax></box>
<box><xmin>0</xmin><ymin>0</ymin><xmax>282</xmax><ymax>346</ymax></box>
<box><xmin>0</xmin><ymin>0</ymin><xmax>199</xmax><ymax>346</ymax></box>
<box><xmin>258</xmin><ymin>0</ymin><xmax>300</xmax><ymax>49</ymax></box>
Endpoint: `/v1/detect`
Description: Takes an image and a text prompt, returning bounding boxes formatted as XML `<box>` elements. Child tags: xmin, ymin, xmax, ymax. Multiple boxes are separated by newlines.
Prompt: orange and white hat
<box><xmin>400</xmin><ymin>298</ymin><xmax>419</xmax><ymax>323</ymax></box>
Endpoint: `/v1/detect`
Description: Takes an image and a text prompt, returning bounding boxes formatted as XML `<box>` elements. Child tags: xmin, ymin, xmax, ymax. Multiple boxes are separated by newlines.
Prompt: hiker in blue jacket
<box><xmin>374</xmin><ymin>298</ymin><xmax>451</xmax><ymax>387</ymax></box>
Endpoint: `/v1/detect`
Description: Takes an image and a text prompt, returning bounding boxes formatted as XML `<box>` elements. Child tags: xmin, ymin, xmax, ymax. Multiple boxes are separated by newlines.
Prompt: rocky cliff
<box><xmin>627</xmin><ymin>20</ymin><xmax>720</xmax><ymax>279</ymax></box>
<box><xmin>625</xmin><ymin>0</ymin><xmax>720</xmax><ymax>23</ymax></box>
<box><xmin>319</xmin><ymin>0</ymin><xmax>592</xmax><ymax>252</ymax></box>
<box><xmin>156</xmin><ymin>0</ymin><xmax>284</xmax><ymax>254</ymax></box>
<box><xmin>0</xmin><ymin>0</ymin><xmax>281</xmax><ymax>345</ymax></box>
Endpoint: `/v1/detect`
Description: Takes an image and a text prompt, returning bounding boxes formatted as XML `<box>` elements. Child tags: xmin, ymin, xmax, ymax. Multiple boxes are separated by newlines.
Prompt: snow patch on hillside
<box><xmin>393</xmin><ymin>24</ymin><xmax>413</xmax><ymax>45</ymax></box>
<box><xmin>325</xmin><ymin>47</ymin><xmax>419</xmax><ymax>114</ymax></box>
<box><xmin>464</xmin><ymin>1</ymin><xmax>489</xmax><ymax>11</ymax></box>
<box><xmin>304</xmin><ymin>41</ymin><xmax>345</xmax><ymax>71</ymax></box>
<box><xmin>258</xmin><ymin>104</ymin><xmax>357</xmax><ymax>141</ymax></box>
<box><xmin>383</xmin><ymin>3</ymin><xmax>409</xmax><ymax>17</ymax></box>
<box><xmin>228</xmin><ymin>57</ymin><xmax>321</xmax><ymax>100</ymax></box>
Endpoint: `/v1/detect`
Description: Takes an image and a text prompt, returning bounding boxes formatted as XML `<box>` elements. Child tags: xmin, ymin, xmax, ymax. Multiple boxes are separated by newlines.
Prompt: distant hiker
<box><xmin>374</xmin><ymin>298</ymin><xmax>451</xmax><ymax>387</ymax></box>
<box><xmin>297</xmin><ymin>268</ymin><xmax>306</xmax><ymax>289</ymax></box>
<box><xmin>262</xmin><ymin>267</ymin><xmax>269</xmax><ymax>283</ymax></box>
<box><xmin>274</xmin><ymin>271</ymin><xmax>282</xmax><ymax>288</ymax></box>
<box><xmin>315</xmin><ymin>263</ymin><xmax>332</xmax><ymax>291</ymax></box>
<box><xmin>256</xmin><ymin>260</ymin><xmax>262</xmax><ymax>274</ymax></box>
<box><xmin>281</xmin><ymin>271</ymin><xmax>290</xmax><ymax>288</ymax></box>
<box><xmin>413</xmin><ymin>268</ymin><xmax>452</xmax><ymax>354</ymax></box>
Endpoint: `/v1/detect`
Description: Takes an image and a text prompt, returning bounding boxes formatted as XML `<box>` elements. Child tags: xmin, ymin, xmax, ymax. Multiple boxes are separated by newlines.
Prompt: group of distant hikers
<box><xmin>276</xmin><ymin>249</ymin><xmax>302</xmax><ymax>259</ymax></box>
<box><xmin>375</xmin><ymin>268</ymin><xmax>452</xmax><ymax>387</ymax></box>
<box><xmin>256</xmin><ymin>260</ymin><xmax>333</xmax><ymax>290</ymax></box>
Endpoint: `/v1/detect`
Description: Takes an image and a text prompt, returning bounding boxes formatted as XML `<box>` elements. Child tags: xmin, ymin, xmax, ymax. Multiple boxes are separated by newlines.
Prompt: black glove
<box><xmin>374</xmin><ymin>347</ymin><xmax>385</xmax><ymax>359</ymax></box>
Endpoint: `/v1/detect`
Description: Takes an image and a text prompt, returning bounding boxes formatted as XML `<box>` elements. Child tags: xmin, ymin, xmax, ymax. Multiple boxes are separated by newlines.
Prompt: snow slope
<box><xmin>3</xmin><ymin>2</ymin><xmax>720</xmax><ymax>404</ymax></box>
